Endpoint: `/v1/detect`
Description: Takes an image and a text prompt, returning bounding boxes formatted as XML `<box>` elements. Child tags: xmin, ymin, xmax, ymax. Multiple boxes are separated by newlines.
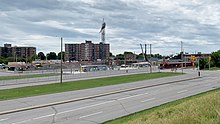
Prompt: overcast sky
<box><xmin>0</xmin><ymin>0</ymin><xmax>220</xmax><ymax>55</ymax></box>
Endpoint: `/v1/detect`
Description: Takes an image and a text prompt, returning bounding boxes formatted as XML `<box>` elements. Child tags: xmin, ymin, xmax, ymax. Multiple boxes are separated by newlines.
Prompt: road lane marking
<box><xmin>141</xmin><ymin>98</ymin><xmax>156</xmax><ymax>103</ymax></box>
<box><xmin>117</xmin><ymin>93</ymin><xmax>148</xmax><ymax>101</ymax></box>
<box><xmin>33</xmin><ymin>114</ymin><xmax>54</xmax><ymax>120</ymax></box>
<box><xmin>57</xmin><ymin>100</ymin><xmax>115</xmax><ymax>115</ymax></box>
<box><xmin>58</xmin><ymin>92</ymin><xmax>149</xmax><ymax>115</ymax></box>
<box><xmin>0</xmin><ymin>77</ymin><xmax>200</xmax><ymax>116</ymax></box>
<box><xmin>177</xmin><ymin>90</ymin><xmax>188</xmax><ymax>94</ymax></box>
<box><xmin>11</xmin><ymin>101</ymin><xmax>114</xmax><ymax>123</ymax></box>
<box><xmin>11</xmin><ymin>119</ymin><xmax>31</xmax><ymax>124</ymax></box>
<box><xmin>205</xmin><ymin>84</ymin><xmax>212</xmax><ymax>87</ymax></box>
<box><xmin>79</xmin><ymin>111</ymin><xmax>103</xmax><ymax>119</ymax></box>
<box><xmin>33</xmin><ymin>92</ymin><xmax>149</xmax><ymax>119</ymax></box>
<box><xmin>0</xmin><ymin>118</ymin><xmax>8</xmax><ymax>121</ymax></box>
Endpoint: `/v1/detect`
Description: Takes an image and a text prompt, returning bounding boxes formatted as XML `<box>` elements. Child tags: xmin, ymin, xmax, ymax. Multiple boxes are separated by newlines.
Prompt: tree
<box><xmin>0</xmin><ymin>57</ymin><xmax>6</xmax><ymax>64</ymax></box>
<box><xmin>198</xmin><ymin>58</ymin><xmax>208</xmax><ymax>70</ymax></box>
<box><xmin>30</xmin><ymin>54</ymin><xmax>38</xmax><ymax>62</ymax></box>
<box><xmin>136</xmin><ymin>53</ymin><xmax>144</xmax><ymax>60</ymax></box>
<box><xmin>211</xmin><ymin>50</ymin><xmax>220</xmax><ymax>67</ymax></box>
<box><xmin>58</xmin><ymin>51</ymin><xmax>65</xmax><ymax>61</ymax></box>
<box><xmin>115</xmin><ymin>54</ymin><xmax>124</xmax><ymax>60</ymax></box>
<box><xmin>6</xmin><ymin>57</ymin><xmax>15</xmax><ymax>63</ymax></box>
<box><xmin>46</xmin><ymin>52</ymin><xmax>57</xmax><ymax>60</ymax></box>
<box><xmin>152</xmin><ymin>54</ymin><xmax>163</xmax><ymax>59</ymax></box>
<box><xmin>124</xmin><ymin>51</ymin><xmax>133</xmax><ymax>54</ymax></box>
<box><xmin>38</xmin><ymin>52</ymin><xmax>46</xmax><ymax>60</ymax></box>
<box><xmin>109</xmin><ymin>52</ymin><xmax>114</xmax><ymax>57</ymax></box>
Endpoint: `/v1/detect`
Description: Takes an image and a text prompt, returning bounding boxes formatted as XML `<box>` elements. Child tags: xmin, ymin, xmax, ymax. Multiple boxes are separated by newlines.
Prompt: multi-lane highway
<box><xmin>0</xmin><ymin>70</ymin><xmax>219</xmax><ymax>124</ymax></box>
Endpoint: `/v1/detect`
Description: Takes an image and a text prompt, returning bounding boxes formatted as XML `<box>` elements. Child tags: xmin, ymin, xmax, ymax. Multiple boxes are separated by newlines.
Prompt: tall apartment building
<box><xmin>0</xmin><ymin>43</ymin><xmax>36</xmax><ymax>60</ymax></box>
<box><xmin>65</xmin><ymin>40</ymin><xmax>110</xmax><ymax>62</ymax></box>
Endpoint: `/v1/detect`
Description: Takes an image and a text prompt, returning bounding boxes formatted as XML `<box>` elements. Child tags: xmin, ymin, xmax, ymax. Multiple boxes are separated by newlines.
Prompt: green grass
<box><xmin>103</xmin><ymin>88</ymin><xmax>220</xmax><ymax>124</ymax></box>
<box><xmin>0</xmin><ymin>73</ymin><xmax>58</xmax><ymax>81</ymax></box>
<box><xmin>0</xmin><ymin>72</ymin><xmax>181</xmax><ymax>100</ymax></box>
<box><xmin>205</xmin><ymin>67</ymin><xmax>220</xmax><ymax>70</ymax></box>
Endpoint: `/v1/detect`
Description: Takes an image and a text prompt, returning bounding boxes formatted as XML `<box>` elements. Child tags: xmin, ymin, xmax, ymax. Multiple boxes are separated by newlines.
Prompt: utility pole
<box><xmin>144</xmin><ymin>44</ymin><xmax>147</xmax><ymax>61</ymax></box>
<box><xmin>150</xmin><ymin>44</ymin><xmax>152</xmax><ymax>57</ymax></box>
<box><xmin>140</xmin><ymin>44</ymin><xmax>145</xmax><ymax>60</ymax></box>
<box><xmin>198</xmin><ymin>57</ymin><xmax>200</xmax><ymax>76</ymax></box>
<box><xmin>149</xmin><ymin>44</ymin><xmax>152</xmax><ymax>73</ymax></box>
<box><xmin>60</xmin><ymin>37</ymin><xmax>63</xmax><ymax>84</ymax></box>
<box><xmin>181</xmin><ymin>41</ymin><xmax>183</xmax><ymax>53</ymax></box>
<box><xmin>26</xmin><ymin>48</ymin><xmax>28</xmax><ymax>64</ymax></box>
<box><xmin>181</xmin><ymin>41</ymin><xmax>183</xmax><ymax>74</ymax></box>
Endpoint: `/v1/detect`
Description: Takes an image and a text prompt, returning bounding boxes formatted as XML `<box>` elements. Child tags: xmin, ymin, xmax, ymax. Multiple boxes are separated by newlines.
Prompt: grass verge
<box><xmin>204</xmin><ymin>67</ymin><xmax>220</xmax><ymax>70</ymax></box>
<box><xmin>103</xmin><ymin>87</ymin><xmax>220</xmax><ymax>124</ymax></box>
<box><xmin>0</xmin><ymin>73</ymin><xmax>58</xmax><ymax>81</ymax></box>
<box><xmin>0</xmin><ymin>72</ymin><xmax>181</xmax><ymax>100</ymax></box>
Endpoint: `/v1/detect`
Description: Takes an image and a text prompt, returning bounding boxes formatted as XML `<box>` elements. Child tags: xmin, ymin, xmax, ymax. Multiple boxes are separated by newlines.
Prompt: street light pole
<box><xmin>60</xmin><ymin>37</ymin><xmax>63</xmax><ymax>84</ymax></box>
<box><xmin>149</xmin><ymin>44</ymin><xmax>152</xmax><ymax>73</ymax></box>
<box><xmin>198</xmin><ymin>57</ymin><xmax>200</xmax><ymax>77</ymax></box>
<box><xmin>181</xmin><ymin>41</ymin><xmax>184</xmax><ymax>74</ymax></box>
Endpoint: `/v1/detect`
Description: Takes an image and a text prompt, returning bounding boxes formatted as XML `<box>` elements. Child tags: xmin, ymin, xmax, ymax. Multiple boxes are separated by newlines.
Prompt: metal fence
<box><xmin>0</xmin><ymin>66</ymin><xmax>159</xmax><ymax>87</ymax></box>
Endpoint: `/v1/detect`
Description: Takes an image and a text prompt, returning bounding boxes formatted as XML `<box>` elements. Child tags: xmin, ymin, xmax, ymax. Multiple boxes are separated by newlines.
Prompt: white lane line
<box><xmin>11</xmin><ymin>114</ymin><xmax>55</xmax><ymax>124</ymax></box>
<box><xmin>177</xmin><ymin>90</ymin><xmax>188</xmax><ymax>94</ymax></box>
<box><xmin>58</xmin><ymin>92</ymin><xmax>149</xmax><ymax>115</ymax></box>
<box><xmin>205</xmin><ymin>84</ymin><xmax>212</xmax><ymax>87</ymax></box>
<box><xmin>0</xmin><ymin>118</ymin><xmax>9</xmax><ymax>121</ymax></box>
<box><xmin>33</xmin><ymin>114</ymin><xmax>54</xmax><ymax>120</ymax></box>
<box><xmin>11</xmin><ymin>101</ymin><xmax>115</xmax><ymax>123</ymax></box>
<box><xmin>57</xmin><ymin>100</ymin><xmax>114</xmax><ymax>115</ymax></box>
<box><xmin>11</xmin><ymin>119</ymin><xmax>31</xmax><ymax>124</ymax></box>
<box><xmin>117</xmin><ymin>92</ymin><xmax>149</xmax><ymax>101</ymax></box>
<box><xmin>9</xmin><ymin>92</ymin><xmax>149</xmax><ymax>123</ymax></box>
<box><xmin>79</xmin><ymin>111</ymin><xmax>103</xmax><ymax>119</ymax></box>
<box><xmin>141</xmin><ymin>98</ymin><xmax>156</xmax><ymax>103</ymax></box>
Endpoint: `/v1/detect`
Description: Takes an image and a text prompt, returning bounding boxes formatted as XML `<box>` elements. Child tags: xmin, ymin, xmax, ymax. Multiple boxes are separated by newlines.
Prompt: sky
<box><xmin>0</xmin><ymin>0</ymin><xmax>220</xmax><ymax>55</ymax></box>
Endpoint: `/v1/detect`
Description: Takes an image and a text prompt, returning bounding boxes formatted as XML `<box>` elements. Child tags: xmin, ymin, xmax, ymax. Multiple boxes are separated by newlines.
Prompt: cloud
<box><xmin>0</xmin><ymin>0</ymin><xmax>219</xmax><ymax>55</ymax></box>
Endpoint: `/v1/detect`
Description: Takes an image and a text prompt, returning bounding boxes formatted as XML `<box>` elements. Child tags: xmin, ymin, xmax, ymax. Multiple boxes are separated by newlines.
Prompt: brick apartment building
<box><xmin>0</xmin><ymin>43</ymin><xmax>36</xmax><ymax>60</ymax></box>
<box><xmin>65</xmin><ymin>40</ymin><xmax>110</xmax><ymax>62</ymax></box>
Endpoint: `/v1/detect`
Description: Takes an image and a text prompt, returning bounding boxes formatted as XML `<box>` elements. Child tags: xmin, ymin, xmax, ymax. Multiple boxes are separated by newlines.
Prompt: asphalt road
<box><xmin>0</xmin><ymin>67</ymin><xmax>159</xmax><ymax>89</ymax></box>
<box><xmin>0</xmin><ymin>70</ymin><xmax>219</xmax><ymax>123</ymax></box>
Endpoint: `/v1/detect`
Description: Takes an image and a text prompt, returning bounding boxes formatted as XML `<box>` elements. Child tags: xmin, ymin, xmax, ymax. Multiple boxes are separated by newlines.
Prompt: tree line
<box><xmin>0</xmin><ymin>51</ymin><xmax>65</xmax><ymax>64</ymax></box>
<box><xmin>198</xmin><ymin>50</ymin><xmax>220</xmax><ymax>69</ymax></box>
<box><xmin>115</xmin><ymin>51</ymin><xmax>163</xmax><ymax>60</ymax></box>
<box><xmin>37</xmin><ymin>52</ymin><xmax>65</xmax><ymax>61</ymax></box>
<box><xmin>1</xmin><ymin>50</ymin><xmax>220</xmax><ymax>69</ymax></box>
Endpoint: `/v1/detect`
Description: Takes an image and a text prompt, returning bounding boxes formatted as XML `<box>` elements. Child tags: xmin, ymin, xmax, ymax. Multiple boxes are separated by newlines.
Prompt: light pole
<box><xmin>208</xmin><ymin>56</ymin><xmax>211</xmax><ymax>70</ymax></box>
<box><xmin>150</xmin><ymin>44</ymin><xmax>152</xmax><ymax>73</ymax></box>
<box><xmin>198</xmin><ymin>57</ymin><xmax>200</xmax><ymax>77</ymax></box>
<box><xmin>181</xmin><ymin>41</ymin><xmax>184</xmax><ymax>74</ymax></box>
<box><xmin>60</xmin><ymin>37</ymin><xmax>63</xmax><ymax>84</ymax></box>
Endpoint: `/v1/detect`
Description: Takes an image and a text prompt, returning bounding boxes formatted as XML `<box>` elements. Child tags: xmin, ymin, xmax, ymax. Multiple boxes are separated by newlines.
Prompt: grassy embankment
<box><xmin>0</xmin><ymin>73</ymin><xmax>58</xmax><ymax>81</ymax></box>
<box><xmin>104</xmin><ymin>88</ymin><xmax>220</xmax><ymax>124</ymax></box>
<box><xmin>0</xmin><ymin>72</ymin><xmax>181</xmax><ymax>100</ymax></box>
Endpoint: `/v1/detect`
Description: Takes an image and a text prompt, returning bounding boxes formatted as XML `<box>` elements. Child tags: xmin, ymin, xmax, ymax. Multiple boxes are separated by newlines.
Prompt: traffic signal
<box><xmin>208</xmin><ymin>56</ymin><xmax>211</xmax><ymax>62</ymax></box>
<box><xmin>191</xmin><ymin>55</ymin><xmax>195</xmax><ymax>61</ymax></box>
